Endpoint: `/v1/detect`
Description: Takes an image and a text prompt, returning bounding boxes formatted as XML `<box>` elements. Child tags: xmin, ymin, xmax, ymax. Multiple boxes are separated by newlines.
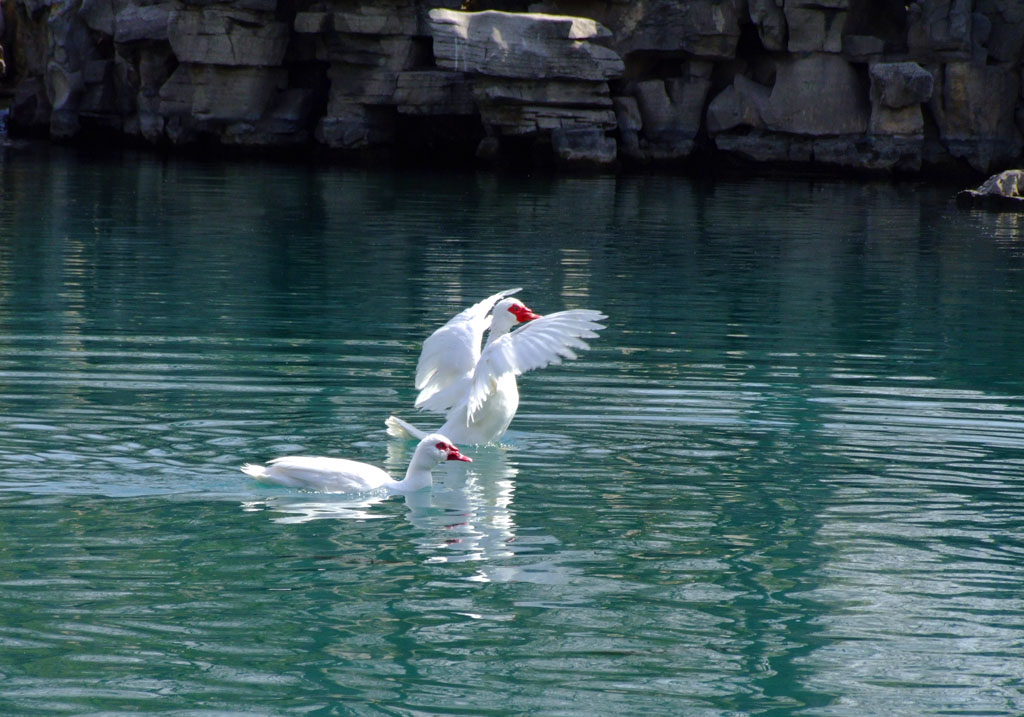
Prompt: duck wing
<box><xmin>253</xmin><ymin>456</ymin><xmax>392</xmax><ymax>493</ymax></box>
<box><xmin>414</xmin><ymin>288</ymin><xmax>521</xmax><ymax>413</ymax></box>
<box><xmin>466</xmin><ymin>309</ymin><xmax>607</xmax><ymax>422</ymax></box>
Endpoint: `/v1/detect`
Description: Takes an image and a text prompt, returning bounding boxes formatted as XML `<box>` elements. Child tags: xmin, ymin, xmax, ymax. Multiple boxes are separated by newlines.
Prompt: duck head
<box><xmin>422</xmin><ymin>433</ymin><xmax>472</xmax><ymax>464</ymax></box>
<box><xmin>489</xmin><ymin>298</ymin><xmax>541</xmax><ymax>338</ymax></box>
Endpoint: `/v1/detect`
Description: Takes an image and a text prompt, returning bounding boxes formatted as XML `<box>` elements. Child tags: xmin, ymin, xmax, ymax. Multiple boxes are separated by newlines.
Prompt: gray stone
<box><xmin>551</xmin><ymin>127</ymin><xmax>617</xmax><ymax>167</ymax></box>
<box><xmin>168</xmin><ymin>8</ymin><xmax>289</xmax><ymax>66</ymax></box>
<box><xmin>613</xmin><ymin>0</ymin><xmax>744</xmax><ymax>60</ymax></box>
<box><xmin>476</xmin><ymin>79</ymin><xmax>613</xmax><ymax>108</ymax></box>
<box><xmin>612</xmin><ymin>96</ymin><xmax>641</xmax><ymax>157</ymax></box>
<box><xmin>760</xmin><ymin>54</ymin><xmax>870</xmax><ymax>136</ymax></box>
<box><xmin>267</xmin><ymin>88</ymin><xmax>315</xmax><ymax>124</ymax></box>
<box><xmin>331</xmin><ymin>9</ymin><xmax>419</xmax><ymax>36</ymax></box>
<box><xmin>425</xmin><ymin>8</ymin><xmax>622</xmax><ymax>153</ymax></box>
<box><xmin>20</xmin><ymin>0</ymin><xmax>58</xmax><ymax>18</ymax></box>
<box><xmin>293</xmin><ymin>12</ymin><xmax>330</xmax><ymax>34</ymax></box>
<box><xmin>748</xmin><ymin>0</ymin><xmax>786</xmax><ymax>51</ymax></box>
<box><xmin>394</xmin><ymin>71</ymin><xmax>475</xmax><ymax>115</ymax></box>
<box><xmin>930</xmin><ymin>62</ymin><xmax>1017</xmax><ymax>140</ymax></box>
<box><xmin>477</xmin><ymin>98</ymin><xmax>617</xmax><ymax>136</ymax></box>
<box><xmin>705</xmin><ymin>84</ymin><xmax>744</xmax><ymax>135</ymax></box>
<box><xmin>9</xmin><ymin>79</ymin><xmax>51</xmax><ymax>130</ymax></box>
<box><xmin>164</xmin><ymin>114</ymin><xmax>199</xmax><ymax>145</ymax></box>
<box><xmin>316</xmin><ymin>105</ymin><xmax>395</xmax><ymax>149</ymax></box>
<box><xmin>189</xmin><ymin>65</ymin><xmax>285</xmax><ymax>122</ymax></box>
<box><xmin>139</xmin><ymin>112</ymin><xmax>166</xmax><ymax>143</ymax></box>
<box><xmin>715</xmin><ymin>130</ymin><xmax>922</xmax><ymax>172</ymax></box>
<box><xmin>316</xmin><ymin>34</ymin><xmax>422</xmax><ymax>69</ymax></box>
<box><xmin>46</xmin><ymin>61</ymin><xmax>83</xmax><ymax>113</ymax></box>
<box><xmin>976</xmin><ymin>0</ymin><xmax>1024</xmax><ymax>64</ymax></box>
<box><xmin>429</xmin><ymin>9</ymin><xmax>623</xmax><ymax>81</ymax></box>
<box><xmin>634</xmin><ymin>73</ymin><xmax>710</xmax><ymax>141</ymax></box>
<box><xmin>870</xmin><ymin>105</ymin><xmax>924</xmax><ymax>136</ymax></box>
<box><xmin>114</xmin><ymin>4</ymin><xmax>171</xmax><ymax>44</ymax></box>
<box><xmin>641</xmin><ymin>138</ymin><xmax>696</xmax><ymax>162</ymax></box>
<box><xmin>864</xmin><ymin>135</ymin><xmax>924</xmax><ymax>172</ymax></box>
<box><xmin>612</xmin><ymin>96</ymin><xmax>642</xmax><ymax>132</ymax></box>
<box><xmin>787</xmin><ymin>0</ymin><xmax>848</xmax><ymax>7</ymax></box>
<box><xmin>292</xmin><ymin>7</ymin><xmax>422</xmax><ymax>36</ymax></box>
<box><xmin>970</xmin><ymin>11</ymin><xmax>991</xmax><ymax>60</ymax></box>
<box><xmin>45</xmin><ymin>3</ymin><xmax>96</xmax><ymax>79</ymax></box>
<box><xmin>326</xmin><ymin>65</ymin><xmax>399</xmax><ymax>107</ymax></box>
<box><xmin>785</xmin><ymin>5</ymin><xmax>846</xmax><ymax>53</ymax></box>
<box><xmin>842</xmin><ymin>34</ymin><xmax>885</xmax><ymax>60</ymax></box>
<box><xmin>714</xmin><ymin>130</ymin><xmax>814</xmax><ymax>163</ymax></box>
<box><xmin>10</xmin><ymin>0</ymin><xmax>1024</xmax><ymax>175</ymax></box>
<box><xmin>78</xmin><ymin>69</ymin><xmax>115</xmax><ymax>115</ymax></box>
<box><xmin>813</xmin><ymin>135</ymin><xmax>921</xmax><ymax>172</ymax></box>
<box><xmin>705</xmin><ymin>74</ymin><xmax>770</xmax><ymax>134</ymax></box>
<box><xmin>220</xmin><ymin>90</ymin><xmax>317</xmax><ymax>146</ymax></box>
<box><xmin>907</xmin><ymin>0</ymin><xmax>973</xmax><ymax>59</ymax></box>
<box><xmin>929</xmin><ymin>62</ymin><xmax>1023</xmax><ymax>171</ymax></box>
<box><xmin>13</xmin><ymin>5</ymin><xmax>50</xmax><ymax>78</ymax></box>
<box><xmin>80</xmin><ymin>0</ymin><xmax>115</xmax><ymax>35</ymax></box>
<box><xmin>869</xmin><ymin>62</ymin><xmax>934</xmax><ymax>109</ymax></box>
<box><xmin>157</xmin><ymin>65</ymin><xmax>194</xmax><ymax>117</ymax></box>
<box><xmin>137</xmin><ymin>46</ymin><xmax>177</xmax><ymax>97</ymax></box>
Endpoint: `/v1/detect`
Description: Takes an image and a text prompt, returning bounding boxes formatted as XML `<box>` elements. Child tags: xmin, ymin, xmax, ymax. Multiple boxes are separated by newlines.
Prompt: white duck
<box><xmin>386</xmin><ymin>289</ymin><xmax>607</xmax><ymax>445</ymax></box>
<box><xmin>241</xmin><ymin>433</ymin><xmax>471</xmax><ymax>494</ymax></box>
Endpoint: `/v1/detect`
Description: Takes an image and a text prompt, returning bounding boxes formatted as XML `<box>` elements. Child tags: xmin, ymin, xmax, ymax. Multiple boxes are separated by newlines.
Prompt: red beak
<box><xmin>447</xmin><ymin>446</ymin><xmax>472</xmax><ymax>462</ymax></box>
<box><xmin>515</xmin><ymin>308</ymin><xmax>541</xmax><ymax>323</ymax></box>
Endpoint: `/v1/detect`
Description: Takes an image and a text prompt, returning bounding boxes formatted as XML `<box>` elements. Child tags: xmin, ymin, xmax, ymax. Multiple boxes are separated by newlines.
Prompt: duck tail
<box><xmin>385</xmin><ymin>415</ymin><xmax>428</xmax><ymax>441</ymax></box>
<box><xmin>240</xmin><ymin>463</ymin><xmax>268</xmax><ymax>479</ymax></box>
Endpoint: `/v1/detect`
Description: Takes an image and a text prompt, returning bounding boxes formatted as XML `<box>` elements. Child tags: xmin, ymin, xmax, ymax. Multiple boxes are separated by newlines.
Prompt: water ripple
<box><xmin>2</xmin><ymin>161</ymin><xmax>1024</xmax><ymax>714</ymax></box>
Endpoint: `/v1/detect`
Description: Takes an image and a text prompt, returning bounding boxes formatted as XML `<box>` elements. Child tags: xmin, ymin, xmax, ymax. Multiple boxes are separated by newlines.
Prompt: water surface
<box><xmin>2</xmin><ymin>146</ymin><xmax>1024</xmax><ymax>714</ymax></box>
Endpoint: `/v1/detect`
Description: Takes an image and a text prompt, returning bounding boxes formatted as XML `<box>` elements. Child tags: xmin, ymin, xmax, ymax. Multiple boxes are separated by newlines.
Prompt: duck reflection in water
<box><xmin>391</xmin><ymin>440</ymin><xmax>519</xmax><ymax>564</ymax></box>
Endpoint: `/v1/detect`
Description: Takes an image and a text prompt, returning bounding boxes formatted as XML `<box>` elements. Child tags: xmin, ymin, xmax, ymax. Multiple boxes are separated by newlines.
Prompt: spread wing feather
<box><xmin>414</xmin><ymin>288</ymin><xmax>521</xmax><ymax>412</ymax></box>
<box><xmin>466</xmin><ymin>309</ymin><xmax>607</xmax><ymax>422</ymax></box>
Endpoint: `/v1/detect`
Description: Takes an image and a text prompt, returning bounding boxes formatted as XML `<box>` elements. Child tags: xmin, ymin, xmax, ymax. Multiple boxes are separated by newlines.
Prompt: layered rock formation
<box><xmin>428</xmin><ymin>9</ymin><xmax>623</xmax><ymax>165</ymax></box>
<box><xmin>5</xmin><ymin>0</ymin><xmax>1024</xmax><ymax>175</ymax></box>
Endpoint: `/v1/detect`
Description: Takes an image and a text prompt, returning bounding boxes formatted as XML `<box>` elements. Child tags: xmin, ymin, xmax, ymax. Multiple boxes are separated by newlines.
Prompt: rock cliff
<box><xmin>4</xmin><ymin>0</ymin><xmax>1024</xmax><ymax>175</ymax></box>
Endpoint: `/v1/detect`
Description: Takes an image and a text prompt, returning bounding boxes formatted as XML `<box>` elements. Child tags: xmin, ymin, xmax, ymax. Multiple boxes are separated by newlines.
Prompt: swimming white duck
<box><xmin>241</xmin><ymin>433</ymin><xmax>471</xmax><ymax>494</ymax></box>
<box><xmin>386</xmin><ymin>289</ymin><xmax>607</xmax><ymax>445</ymax></box>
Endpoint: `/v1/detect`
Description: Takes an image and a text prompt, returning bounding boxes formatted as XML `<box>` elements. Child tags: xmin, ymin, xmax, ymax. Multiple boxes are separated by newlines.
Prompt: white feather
<box><xmin>466</xmin><ymin>309</ymin><xmax>607</xmax><ymax>423</ymax></box>
<box><xmin>414</xmin><ymin>288</ymin><xmax>521</xmax><ymax>412</ymax></box>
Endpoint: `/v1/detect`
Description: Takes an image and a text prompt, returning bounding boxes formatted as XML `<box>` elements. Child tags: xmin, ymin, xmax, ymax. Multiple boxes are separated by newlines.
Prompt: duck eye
<box><xmin>435</xmin><ymin>442</ymin><xmax>447</xmax><ymax>451</ymax></box>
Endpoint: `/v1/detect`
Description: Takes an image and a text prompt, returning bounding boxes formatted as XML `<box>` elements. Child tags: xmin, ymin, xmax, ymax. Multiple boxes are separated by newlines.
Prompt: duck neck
<box><xmin>395</xmin><ymin>456</ymin><xmax>435</xmax><ymax>492</ymax></box>
<box><xmin>484</xmin><ymin>313</ymin><xmax>516</xmax><ymax>348</ymax></box>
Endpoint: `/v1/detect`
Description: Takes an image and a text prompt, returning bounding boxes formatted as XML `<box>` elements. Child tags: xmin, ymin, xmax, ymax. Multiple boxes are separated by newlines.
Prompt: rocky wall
<box><xmin>4</xmin><ymin>0</ymin><xmax>1024</xmax><ymax>175</ymax></box>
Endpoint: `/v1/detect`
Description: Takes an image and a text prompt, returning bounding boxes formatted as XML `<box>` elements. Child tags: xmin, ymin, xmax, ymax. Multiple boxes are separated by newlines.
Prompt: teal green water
<box><xmin>2</xmin><ymin>146</ymin><xmax>1024</xmax><ymax>715</ymax></box>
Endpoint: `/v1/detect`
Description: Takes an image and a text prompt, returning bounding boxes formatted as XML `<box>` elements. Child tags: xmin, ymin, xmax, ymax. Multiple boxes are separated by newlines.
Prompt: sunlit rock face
<box><xmin>5</xmin><ymin>0</ymin><xmax>1024</xmax><ymax>174</ymax></box>
<box><xmin>427</xmin><ymin>9</ymin><xmax>623</xmax><ymax>167</ymax></box>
